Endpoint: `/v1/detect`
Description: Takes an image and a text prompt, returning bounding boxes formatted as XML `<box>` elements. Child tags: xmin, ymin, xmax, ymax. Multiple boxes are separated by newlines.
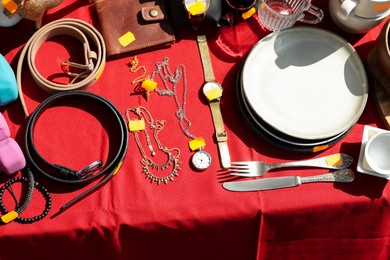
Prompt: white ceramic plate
<box><xmin>241</xmin><ymin>27</ymin><xmax>368</xmax><ymax>140</ymax></box>
<box><xmin>239</xmin><ymin>78</ymin><xmax>351</xmax><ymax>147</ymax></box>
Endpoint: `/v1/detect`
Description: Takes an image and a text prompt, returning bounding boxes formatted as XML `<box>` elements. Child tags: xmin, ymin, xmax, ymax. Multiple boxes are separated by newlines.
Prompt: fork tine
<box><xmin>226</xmin><ymin>168</ymin><xmax>251</xmax><ymax>173</ymax></box>
<box><xmin>229</xmin><ymin>172</ymin><xmax>253</xmax><ymax>177</ymax></box>
<box><xmin>227</xmin><ymin>165</ymin><xmax>250</xmax><ymax>170</ymax></box>
<box><xmin>230</xmin><ymin>161</ymin><xmax>252</xmax><ymax>166</ymax></box>
<box><xmin>226</xmin><ymin>161</ymin><xmax>260</xmax><ymax>177</ymax></box>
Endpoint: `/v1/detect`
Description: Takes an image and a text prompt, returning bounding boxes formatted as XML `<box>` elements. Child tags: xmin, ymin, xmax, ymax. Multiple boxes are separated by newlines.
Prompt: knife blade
<box><xmin>222</xmin><ymin>169</ymin><xmax>355</xmax><ymax>192</ymax></box>
<box><xmin>223</xmin><ymin>176</ymin><xmax>300</xmax><ymax>192</ymax></box>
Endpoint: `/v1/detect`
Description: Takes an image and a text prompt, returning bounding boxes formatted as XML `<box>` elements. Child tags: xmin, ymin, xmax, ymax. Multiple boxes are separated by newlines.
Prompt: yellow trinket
<box><xmin>1</xmin><ymin>211</ymin><xmax>19</xmax><ymax>224</ymax></box>
<box><xmin>326</xmin><ymin>154</ymin><xmax>342</xmax><ymax>166</ymax></box>
<box><xmin>128</xmin><ymin>119</ymin><xmax>146</xmax><ymax>132</ymax></box>
<box><xmin>205</xmin><ymin>87</ymin><xmax>223</xmax><ymax>101</ymax></box>
<box><xmin>189</xmin><ymin>137</ymin><xmax>206</xmax><ymax>151</ymax></box>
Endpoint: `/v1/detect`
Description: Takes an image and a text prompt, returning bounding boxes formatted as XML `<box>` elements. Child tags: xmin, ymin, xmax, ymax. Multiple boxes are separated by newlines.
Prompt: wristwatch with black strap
<box><xmin>196</xmin><ymin>35</ymin><xmax>231</xmax><ymax>169</ymax></box>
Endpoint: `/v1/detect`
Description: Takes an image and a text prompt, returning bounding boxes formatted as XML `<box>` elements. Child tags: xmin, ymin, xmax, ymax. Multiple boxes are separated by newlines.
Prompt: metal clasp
<box><xmin>76</xmin><ymin>160</ymin><xmax>103</xmax><ymax>179</ymax></box>
<box><xmin>61</xmin><ymin>60</ymin><xmax>94</xmax><ymax>83</ymax></box>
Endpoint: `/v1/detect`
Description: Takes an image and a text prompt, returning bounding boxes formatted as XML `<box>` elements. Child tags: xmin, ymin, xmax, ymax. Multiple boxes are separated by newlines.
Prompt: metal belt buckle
<box><xmin>61</xmin><ymin>60</ymin><xmax>95</xmax><ymax>83</ymax></box>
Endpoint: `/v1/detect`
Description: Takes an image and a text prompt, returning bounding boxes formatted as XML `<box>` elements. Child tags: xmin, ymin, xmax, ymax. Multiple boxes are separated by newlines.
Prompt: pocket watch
<box><xmin>183</xmin><ymin>0</ymin><xmax>210</xmax><ymax>27</ymax></box>
<box><xmin>191</xmin><ymin>149</ymin><xmax>212</xmax><ymax>171</ymax></box>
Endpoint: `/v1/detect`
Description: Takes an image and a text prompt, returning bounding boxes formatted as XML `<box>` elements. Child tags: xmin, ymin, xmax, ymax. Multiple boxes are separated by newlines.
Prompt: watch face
<box><xmin>191</xmin><ymin>150</ymin><xmax>212</xmax><ymax>171</ymax></box>
<box><xmin>183</xmin><ymin>0</ymin><xmax>210</xmax><ymax>15</ymax></box>
<box><xmin>203</xmin><ymin>82</ymin><xmax>223</xmax><ymax>101</ymax></box>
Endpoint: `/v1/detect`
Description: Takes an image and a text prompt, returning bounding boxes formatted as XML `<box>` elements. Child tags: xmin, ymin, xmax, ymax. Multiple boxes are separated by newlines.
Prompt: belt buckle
<box><xmin>61</xmin><ymin>60</ymin><xmax>94</xmax><ymax>83</ymax></box>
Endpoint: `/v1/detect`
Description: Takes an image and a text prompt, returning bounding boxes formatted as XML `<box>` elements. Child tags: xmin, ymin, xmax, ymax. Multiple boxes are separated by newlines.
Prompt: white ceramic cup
<box><xmin>329</xmin><ymin>0</ymin><xmax>390</xmax><ymax>33</ymax></box>
<box><xmin>365</xmin><ymin>132</ymin><xmax>390</xmax><ymax>176</ymax></box>
<box><xmin>257</xmin><ymin>0</ymin><xmax>324</xmax><ymax>31</ymax></box>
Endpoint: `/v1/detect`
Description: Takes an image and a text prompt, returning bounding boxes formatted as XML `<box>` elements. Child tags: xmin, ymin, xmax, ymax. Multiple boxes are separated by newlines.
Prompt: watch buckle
<box><xmin>216</xmin><ymin>131</ymin><xmax>228</xmax><ymax>142</ymax></box>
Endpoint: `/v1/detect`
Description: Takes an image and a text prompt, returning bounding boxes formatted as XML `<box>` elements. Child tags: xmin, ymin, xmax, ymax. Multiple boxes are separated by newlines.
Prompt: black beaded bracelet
<box><xmin>0</xmin><ymin>168</ymin><xmax>52</xmax><ymax>224</ymax></box>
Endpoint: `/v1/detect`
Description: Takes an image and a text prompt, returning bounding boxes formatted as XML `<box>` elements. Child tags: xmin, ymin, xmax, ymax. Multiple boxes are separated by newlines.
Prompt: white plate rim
<box><xmin>239</xmin><ymin>74</ymin><xmax>351</xmax><ymax>147</ymax></box>
<box><xmin>241</xmin><ymin>27</ymin><xmax>368</xmax><ymax>140</ymax></box>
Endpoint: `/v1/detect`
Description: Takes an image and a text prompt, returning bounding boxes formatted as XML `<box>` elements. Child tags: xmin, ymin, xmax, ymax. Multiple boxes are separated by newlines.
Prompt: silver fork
<box><xmin>227</xmin><ymin>153</ymin><xmax>353</xmax><ymax>177</ymax></box>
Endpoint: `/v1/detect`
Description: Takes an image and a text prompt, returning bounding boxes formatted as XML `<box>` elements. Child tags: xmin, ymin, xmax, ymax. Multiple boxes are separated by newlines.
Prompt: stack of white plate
<box><xmin>237</xmin><ymin>27</ymin><xmax>368</xmax><ymax>153</ymax></box>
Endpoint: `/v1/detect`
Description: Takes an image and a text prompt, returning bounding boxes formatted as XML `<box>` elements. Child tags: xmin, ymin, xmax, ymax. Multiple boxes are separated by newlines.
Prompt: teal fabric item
<box><xmin>0</xmin><ymin>54</ymin><xmax>18</xmax><ymax>106</ymax></box>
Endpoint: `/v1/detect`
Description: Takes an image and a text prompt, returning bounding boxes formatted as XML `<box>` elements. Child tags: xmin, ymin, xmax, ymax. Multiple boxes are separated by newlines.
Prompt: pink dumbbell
<box><xmin>0</xmin><ymin>112</ymin><xmax>10</xmax><ymax>140</ymax></box>
<box><xmin>0</xmin><ymin>137</ymin><xmax>26</xmax><ymax>175</ymax></box>
<box><xmin>0</xmin><ymin>113</ymin><xmax>26</xmax><ymax>175</ymax></box>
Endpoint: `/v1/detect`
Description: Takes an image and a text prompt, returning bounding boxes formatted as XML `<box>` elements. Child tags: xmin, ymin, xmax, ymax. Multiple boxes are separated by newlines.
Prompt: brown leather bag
<box><xmin>92</xmin><ymin>0</ymin><xmax>175</xmax><ymax>59</ymax></box>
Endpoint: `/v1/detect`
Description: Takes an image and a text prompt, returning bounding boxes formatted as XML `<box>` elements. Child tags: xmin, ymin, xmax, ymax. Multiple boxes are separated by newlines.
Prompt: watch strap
<box><xmin>218</xmin><ymin>141</ymin><xmax>231</xmax><ymax>169</ymax></box>
<box><xmin>189</xmin><ymin>14</ymin><xmax>205</xmax><ymax>26</ymax></box>
<box><xmin>209</xmin><ymin>101</ymin><xmax>227</xmax><ymax>142</ymax></box>
<box><xmin>209</xmin><ymin>100</ymin><xmax>231</xmax><ymax>169</ymax></box>
<box><xmin>197</xmin><ymin>35</ymin><xmax>215</xmax><ymax>82</ymax></box>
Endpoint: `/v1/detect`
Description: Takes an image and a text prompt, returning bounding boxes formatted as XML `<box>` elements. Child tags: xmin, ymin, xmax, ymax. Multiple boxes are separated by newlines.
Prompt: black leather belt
<box><xmin>24</xmin><ymin>90</ymin><xmax>128</xmax><ymax>214</ymax></box>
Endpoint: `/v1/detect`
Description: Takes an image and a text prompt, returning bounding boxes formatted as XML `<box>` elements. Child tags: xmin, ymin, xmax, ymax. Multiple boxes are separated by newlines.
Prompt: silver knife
<box><xmin>222</xmin><ymin>169</ymin><xmax>355</xmax><ymax>192</ymax></box>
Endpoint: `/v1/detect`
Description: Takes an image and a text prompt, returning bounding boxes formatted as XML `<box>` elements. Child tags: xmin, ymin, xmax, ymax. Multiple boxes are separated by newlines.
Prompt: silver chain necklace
<box><xmin>150</xmin><ymin>57</ymin><xmax>196</xmax><ymax>140</ymax></box>
<box><xmin>150</xmin><ymin>57</ymin><xmax>212</xmax><ymax>171</ymax></box>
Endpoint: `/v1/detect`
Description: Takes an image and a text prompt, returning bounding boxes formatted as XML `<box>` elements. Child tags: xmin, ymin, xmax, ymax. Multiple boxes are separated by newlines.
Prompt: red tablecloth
<box><xmin>1</xmin><ymin>0</ymin><xmax>389</xmax><ymax>259</ymax></box>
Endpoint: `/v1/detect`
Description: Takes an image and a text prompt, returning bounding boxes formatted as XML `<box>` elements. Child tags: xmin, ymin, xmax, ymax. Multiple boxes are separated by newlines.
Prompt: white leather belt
<box><xmin>17</xmin><ymin>18</ymin><xmax>106</xmax><ymax>116</ymax></box>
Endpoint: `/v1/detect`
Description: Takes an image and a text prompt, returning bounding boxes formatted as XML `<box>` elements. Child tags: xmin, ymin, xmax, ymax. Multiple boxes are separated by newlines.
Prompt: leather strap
<box><xmin>17</xmin><ymin>18</ymin><xmax>106</xmax><ymax>117</ymax></box>
<box><xmin>209</xmin><ymin>101</ymin><xmax>227</xmax><ymax>142</ymax></box>
<box><xmin>197</xmin><ymin>35</ymin><xmax>215</xmax><ymax>82</ymax></box>
<box><xmin>189</xmin><ymin>14</ymin><xmax>206</xmax><ymax>27</ymax></box>
<box><xmin>209</xmin><ymin>100</ymin><xmax>231</xmax><ymax>169</ymax></box>
<box><xmin>24</xmin><ymin>90</ymin><xmax>128</xmax><ymax>214</ymax></box>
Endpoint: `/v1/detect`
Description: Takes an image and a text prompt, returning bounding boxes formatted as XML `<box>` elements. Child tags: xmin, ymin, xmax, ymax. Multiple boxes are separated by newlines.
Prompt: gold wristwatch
<box><xmin>183</xmin><ymin>0</ymin><xmax>210</xmax><ymax>28</ymax></box>
<box><xmin>196</xmin><ymin>35</ymin><xmax>231</xmax><ymax>169</ymax></box>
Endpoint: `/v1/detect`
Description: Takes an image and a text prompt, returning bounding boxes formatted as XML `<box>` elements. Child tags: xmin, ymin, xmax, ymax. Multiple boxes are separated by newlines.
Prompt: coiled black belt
<box><xmin>24</xmin><ymin>90</ymin><xmax>128</xmax><ymax>214</ymax></box>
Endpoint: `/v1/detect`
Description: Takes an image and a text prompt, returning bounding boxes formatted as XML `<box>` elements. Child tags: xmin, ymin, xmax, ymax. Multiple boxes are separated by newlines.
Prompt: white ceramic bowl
<box><xmin>329</xmin><ymin>0</ymin><xmax>390</xmax><ymax>33</ymax></box>
<box><xmin>365</xmin><ymin>132</ymin><xmax>390</xmax><ymax>176</ymax></box>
